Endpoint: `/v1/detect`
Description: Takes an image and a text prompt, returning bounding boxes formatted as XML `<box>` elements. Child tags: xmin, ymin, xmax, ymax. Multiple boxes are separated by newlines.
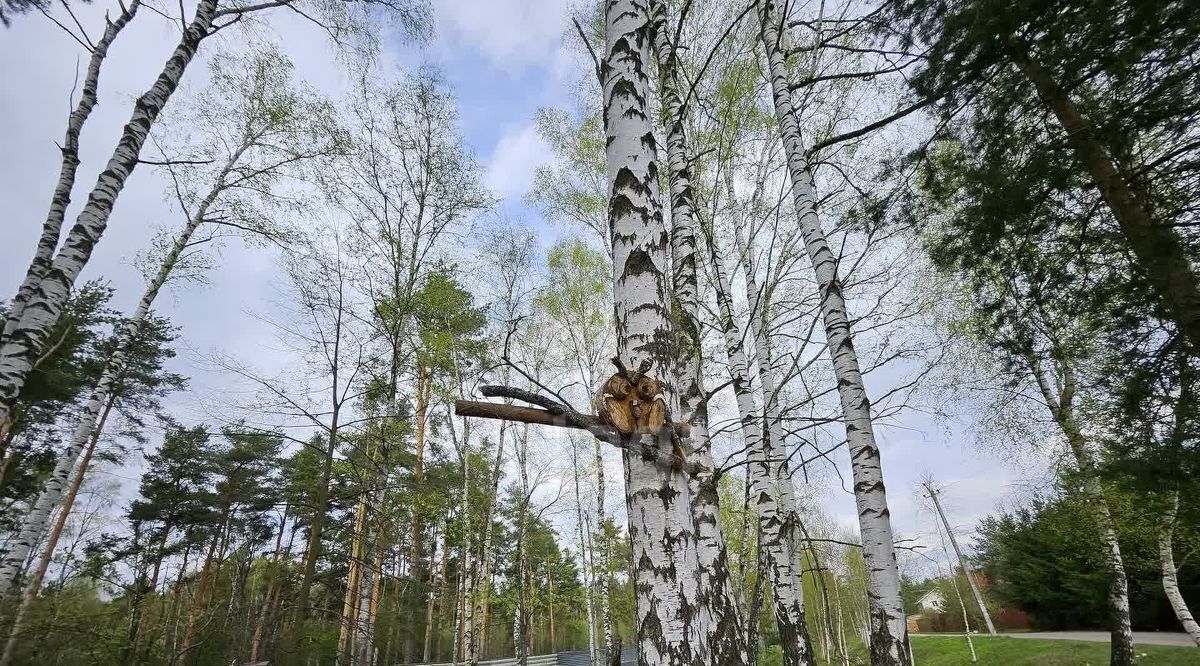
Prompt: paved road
<box><xmin>1007</xmin><ymin>631</ymin><xmax>1196</xmax><ymax>647</ymax></box>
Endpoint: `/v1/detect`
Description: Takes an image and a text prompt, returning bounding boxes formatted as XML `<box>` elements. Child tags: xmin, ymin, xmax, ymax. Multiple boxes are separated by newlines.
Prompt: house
<box><xmin>917</xmin><ymin>588</ymin><xmax>946</xmax><ymax>612</ymax></box>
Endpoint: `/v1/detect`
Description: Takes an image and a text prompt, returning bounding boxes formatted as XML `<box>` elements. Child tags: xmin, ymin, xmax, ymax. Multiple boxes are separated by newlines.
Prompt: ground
<box><xmin>911</xmin><ymin>635</ymin><xmax>1198</xmax><ymax>665</ymax></box>
<box><xmin>1009</xmin><ymin>632</ymin><xmax>1197</xmax><ymax>647</ymax></box>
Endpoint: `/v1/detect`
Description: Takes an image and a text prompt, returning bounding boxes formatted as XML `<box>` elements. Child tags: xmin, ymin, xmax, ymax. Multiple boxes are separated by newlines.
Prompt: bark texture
<box><xmin>757</xmin><ymin>2</ymin><xmax>910</xmax><ymax>662</ymax></box>
<box><xmin>0</xmin><ymin>0</ymin><xmax>218</xmax><ymax>432</ymax></box>
<box><xmin>2</xmin><ymin>0</ymin><xmax>142</xmax><ymax>342</ymax></box>
<box><xmin>704</xmin><ymin>220</ymin><xmax>813</xmax><ymax>666</ymax></box>
<box><xmin>650</xmin><ymin>3</ymin><xmax>749</xmax><ymax>664</ymax></box>
<box><xmin>1029</xmin><ymin>357</ymin><xmax>1133</xmax><ymax>666</ymax></box>
<box><xmin>603</xmin><ymin>1</ymin><xmax>709</xmax><ymax>663</ymax></box>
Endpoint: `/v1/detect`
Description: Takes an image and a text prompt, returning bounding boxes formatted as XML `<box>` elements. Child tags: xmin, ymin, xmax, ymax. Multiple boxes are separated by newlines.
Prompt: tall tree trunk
<box><xmin>571</xmin><ymin>437</ymin><xmax>601</xmax><ymax>666</ymax></box>
<box><xmin>1007</xmin><ymin>41</ymin><xmax>1200</xmax><ymax>352</ymax></box>
<box><xmin>704</xmin><ymin>206</ymin><xmax>814</xmax><ymax>666</ymax></box>
<box><xmin>513</xmin><ymin>423</ymin><xmax>530</xmax><ymax>665</ymax></box>
<box><xmin>166</xmin><ymin>542</ymin><xmax>193</xmax><ymax>656</ymax></box>
<box><xmin>456</xmin><ymin>416</ymin><xmax>479</xmax><ymax>666</ymax></box>
<box><xmin>1159</xmin><ymin>492</ymin><xmax>1200</xmax><ymax>646</ymax></box>
<box><xmin>649</xmin><ymin>4</ymin><xmax>749</xmax><ymax>664</ymax></box>
<box><xmin>179</xmin><ymin>525</ymin><xmax>224</xmax><ymax>666</ymax></box>
<box><xmin>351</xmin><ymin>525</ymin><xmax>378</xmax><ymax>666</ymax></box>
<box><xmin>0</xmin><ymin>0</ymin><xmax>218</xmax><ymax>432</ymax></box>
<box><xmin>602</xmin><ymin>2</ymin><xmax>712</xmax><ymax>664</ymax></box>
<box><xmin>594</xmin><ymin>426</ymin><xmax>613</xmax><ymax>657</ymax></box>
<box><xmin>250</xmin><ymin>507</ymin><xmax>290</xmax><ymax>662</ymax></box>
<box><xmin>422</xmin><ymin>517</ymin><xmax>447</xmax><ymax>663</ymax></box>
<box><xmin>2</xmin><ymin>0</ymin><xmax>142</xmax><ymax>345</ymax></box>
<box><xmin>0</xmin><ymin>126</ymin><xmax>250</xmax><ymax>593</ymax></box>
<box><xmin>757</xmin><ymin>3</ymin><xmax>910</xmax><ymax>662</ymax></box>
<box><xmin>356</xmin><ymin>531</ymin><xmax>385</xmax><ymax>666</ymax></box>
<box><xmin>408</xmin><ymin>366</ymin><xmax>431</xmax><ymax>641</ymax></box>
<box><xmin>339</xmin><ymin>495</ymin><xmax>369</xmax><ymax>664</ymax></box>
<box><xmin>296</xmin><ymin>372</ymin><xmax>344</xmax><ymax>620</ymax></box>
<box><xmin>474</xmin><ymin>414</ymin><xmax>507</xmax><ymax>662</ymax></box>
<box><xmin>1028</xmin><ymin>357</ymin><xmax>1133</xmax><ymax>666</ymax></box>
<box><xmin>0</xmin><ymin>393</ymin><xmax>114</xmax><ymax>666</ymax></box>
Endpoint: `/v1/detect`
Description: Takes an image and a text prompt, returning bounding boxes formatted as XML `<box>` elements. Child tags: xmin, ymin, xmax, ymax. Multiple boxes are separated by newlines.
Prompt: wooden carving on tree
<box><xmin>596</xmin><ymin>357</ymin><xmax>668</xmax><ymax>436</ymax></box>
<box><xmin>455</xmin><ymin>357</ymin><xmax>702</xmax><ymax>476</ymax></box>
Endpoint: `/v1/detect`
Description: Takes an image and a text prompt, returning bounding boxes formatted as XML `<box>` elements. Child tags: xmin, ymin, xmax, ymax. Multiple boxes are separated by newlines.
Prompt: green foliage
<box><xmin>975</xmin><ymin>487</ymin><xmax>1200</xmax><ymax>631</ymax></box>
<box><xmin>896</xmin><ymin>0</ymin><xmax>1200</xmax><ymax>486</ymax></box>
<box><xmin>412</xmin><ymin>265</ymin><xmax>488</xmax><ymax>382</ymax></box>
<box><xmin>528</xmin><ymin>108</ymin><xmax>609</xmax><ymax>244</ymax></box>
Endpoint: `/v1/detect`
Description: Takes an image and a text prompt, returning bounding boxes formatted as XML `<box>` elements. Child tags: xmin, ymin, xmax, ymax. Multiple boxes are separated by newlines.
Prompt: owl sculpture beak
<box><xmin>631</xmin><ymin>399</ymin><xmax>643</xmax><ymax>422</ymax></box>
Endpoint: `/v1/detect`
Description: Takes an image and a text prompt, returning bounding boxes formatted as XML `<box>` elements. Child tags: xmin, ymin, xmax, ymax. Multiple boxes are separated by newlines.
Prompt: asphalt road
<box><xmin>1007</xmin><ymin>631</ymin><xmax>1196</xmax><ymax>647</ymax></box>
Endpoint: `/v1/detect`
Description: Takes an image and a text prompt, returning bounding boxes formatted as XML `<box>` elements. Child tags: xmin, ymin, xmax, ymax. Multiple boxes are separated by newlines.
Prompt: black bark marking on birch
<box><xmin>624</xmin><ymin>248</ymin><xmax>659</xmax><ymax>278</ymax></box>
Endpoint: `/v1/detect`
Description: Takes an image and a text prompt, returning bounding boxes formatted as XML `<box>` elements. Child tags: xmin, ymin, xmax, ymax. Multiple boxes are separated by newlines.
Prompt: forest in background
<box><xmin>0</xmin><ymin>0</ymin><xmax>1197</xmax><ymax>665</ymax></box>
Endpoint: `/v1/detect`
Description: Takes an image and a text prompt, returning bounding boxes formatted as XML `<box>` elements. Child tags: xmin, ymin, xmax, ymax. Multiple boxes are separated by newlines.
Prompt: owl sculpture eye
<box><xmin>609</xmin><ymin>377</ymin><xmax>631</xmax><ymax>399</ymax></box>
<box><xmin>637</xmin><ymin>378</ymin><xmax>659</xmax><ymax>399</ymax></box>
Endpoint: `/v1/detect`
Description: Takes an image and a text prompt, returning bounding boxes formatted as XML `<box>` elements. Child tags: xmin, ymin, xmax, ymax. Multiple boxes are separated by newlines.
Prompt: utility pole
<box><xmin>922</xmin><ymin>481</ymin><xmax>997</xmax><ymax>635</ymax></box>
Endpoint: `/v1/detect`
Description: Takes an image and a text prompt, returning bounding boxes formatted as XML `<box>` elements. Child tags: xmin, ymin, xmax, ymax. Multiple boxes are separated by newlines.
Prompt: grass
<box><xmin>910</xmin><ymin>635</ymin><xmax>1198</xmax><ymax>665</ymax></box>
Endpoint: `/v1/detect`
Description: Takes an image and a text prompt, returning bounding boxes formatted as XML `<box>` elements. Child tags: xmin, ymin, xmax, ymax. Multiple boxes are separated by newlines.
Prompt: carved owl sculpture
<box><xmin>595</xmin><ymin>357</ymin><xmax>669</xmax><ymax>436</ymax></box>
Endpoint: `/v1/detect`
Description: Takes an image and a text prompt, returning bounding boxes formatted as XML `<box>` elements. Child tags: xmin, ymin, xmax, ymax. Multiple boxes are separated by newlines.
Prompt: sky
<box><xmin>0</xmin><ymin>0</ymin><xmax>1056</xmax><ymax>578</ymax></box>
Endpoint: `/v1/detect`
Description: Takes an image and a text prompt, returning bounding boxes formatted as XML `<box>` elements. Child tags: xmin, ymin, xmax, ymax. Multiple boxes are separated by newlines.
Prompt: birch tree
<box><xmin>649</xmin><ymin>2</ymin><xmax>755</xmax><ymax>663</ymax></box>
<box><xmin>0</xmin><ymin>45</ymin><xmax>331</xmax><ymax>595</ymax></box>
<box><xmin>756</xmin><ymin>2</ymin><xmax>910</xmax><ymax>661</ymax></box>
<box><xmin>601</xmin><ymin>1</ymin><xmax>713</xmax><ymax>663</ymax></box>
<box><xmin>1159</xmin><ymin>493</ymin><xmax>1200</xmax><ymax>646</ymax></box>
<box><xmin>0</xmin><ymin>0</ymin><xmax>429</xmax><ymax>442</ymax></box>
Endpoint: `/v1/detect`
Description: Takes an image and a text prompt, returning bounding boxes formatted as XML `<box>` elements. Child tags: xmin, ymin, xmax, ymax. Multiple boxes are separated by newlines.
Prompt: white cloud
<box><xmin>485</xmin><ymin>123</ymin><xmax>551</xmax><ymax>200</ymax></box>
<box><xmin>433</xmin><ymin>0</ymin><xmax>569</xmax><ymax>74</ymax></box>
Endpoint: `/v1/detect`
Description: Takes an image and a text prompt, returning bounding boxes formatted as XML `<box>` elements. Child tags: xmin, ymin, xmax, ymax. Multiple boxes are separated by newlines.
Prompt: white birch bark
<box><xmin>3</xmin><ymin>0</ymin><xmax>142</xmax><ymax>343</ymax></box>
<box><xmin>603</xmin><ymin>2</ymin><xmax>709</xmax><ymax>663</ymax></box>
<box><xmin>722</xmin><ymin>165</ymin><xmax>819</xmax><ymax>665</ymax></box>
<box><xmin>756</xmin><ymin>2</ymin><xmax>910</xmax><ymax>662</ymax></box>
<box><xmin>1028</xmin><ymin>357</ymin><xmax>1133</xmax><ymax>665</ymax></box>
<box><xmin>705</xmin><ymin>220</ymin><xmax>813</xmax><ymax>666</ymax></box>
<box><xmin>473</xmin><ymin>404</ymin><xmax>508</xmax><ymax>662</ymax></box>
<box><xmin>460</xmin><ymin>428</ymin><xmax>478</xmax><ymax>666</ymax></box>
<box><xmin>572</xmin><ymin>436</ymin><xmax>601</xmax><ymax>666</ymax></box>
<box><xmin>513</xmin><ymin>423</ymin><xmax>531</xmax><ymax>665</ymax></box>
<box><xmin>595</xmin><ymin>434</ymin><xmax>614</xmax><ymax>659</ymax></box>
<box><xmin>649</xmin><ymin>3</ymin><xmax>747</xmax><ymax>663</ymax></box>
<box><xmin>352</xmin><ymin>500</ymin><xmax>381</xmax><ymax>666</ymax></box>
<box><xmin>0</xmin><ymin>134</ymin><xmax>244</xmax><ymax>593</ymax></box>
<box><xmin>1160</xmin><ymin>492</ymin><xmax>1200</xmax><ymax>646</ymax></box>
<box><xmin>0</xmin><ymin>0</ymin><xmax>218</xmax><ymax>433</ymax></box>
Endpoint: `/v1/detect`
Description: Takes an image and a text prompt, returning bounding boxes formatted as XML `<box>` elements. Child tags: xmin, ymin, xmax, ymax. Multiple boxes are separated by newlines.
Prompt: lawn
<box><xmin>911</xmin><ymin>635</ymin><xmax>1199</xmax><ymax>665</ymax></box>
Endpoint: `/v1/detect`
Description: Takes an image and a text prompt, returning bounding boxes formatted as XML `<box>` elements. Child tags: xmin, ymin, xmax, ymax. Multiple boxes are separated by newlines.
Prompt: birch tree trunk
<box><xmin>474</xmin><ymin>410</ymin><xmax>508</xmax><ymax>661</ymax></box>
<box><xmin>571</xmin><ymin>437</ymin><xmax>601</xmax><ymax>666</ymax></box>
<box><xmin>339</xmin><ymin>495</ymin><xmax>369</xmax><ymax>664</ymax></box>
<box><xmin>0</xmin><ymin>133</ymin><xmax>250</xmax><ymax>593</ymax></box>
<box><xmin>595</xmin><ymin>430</ymin><xmax>613</xmax><ymax>658</ymax></box>
<box><xmin>704</xmin><ymin>218</ymin><xmax>814</xmax><ymax>666</ymax></box>
<box><xmin>2</xmin><ymin>0</ymin><xmax>142</xmax><ymax>345</ymax></box>
<box><xmin>757</xmin><ymin>3</ymin><xmax>910</xmax><ymax>662</ymax></box>
<box><xmin>1007</xmin><ymin>41</ymin><xmax>1200</xmax><ymax>352</ymax></box>
<box><xmin>513</xmin><ymin>423</ymin><xmax>530</xmax><ymax>666</ymax></box>
<box><xmin>0</xmin><ymin>393</ymin><xmax>114</xmax><ymax>666</ymax></box>
<box><xmin>603</xmin><ymin>2</ymin><xmax>711</xmax><ymax>663</ymax></box>
<box><xmin>1159</xmin><ymin>492</ymin><xmax>1200</xmax><ymax>646</ymax></box>
<box><xmin>649</xmin><ymin>4</ymin><xmax>748</xmax><ymax>663</ymax></box>
<box><xmin>1028</xmin><ymin>357</ymin><xmax>1133</xmax><ymax>666</ymax></box>
<box><xmin>0</xmin><ymin>0</ymin><xmax>218</xmax><ymax>433</ymax></box>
